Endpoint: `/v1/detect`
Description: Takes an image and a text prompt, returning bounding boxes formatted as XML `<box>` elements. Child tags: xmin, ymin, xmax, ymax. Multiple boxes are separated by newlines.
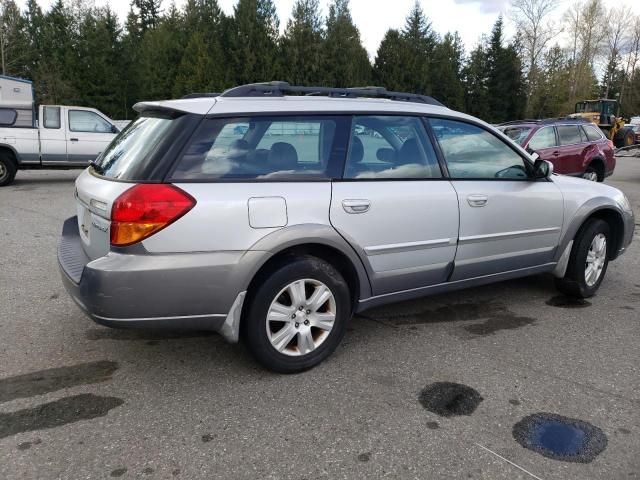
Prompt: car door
<box><xmin>428</xmin><ymin>117</ymin><xmax>563</xmax><ymax>281</ymax></box>
<box><xmin>555</xmin><ymin>124</ymin><xmax>584</xmax><ymax>176</ymax></box>
<box><xmin>525</xmin><ymin>126</ymin><xmax>558</xmax><ymax>169</ymax></box>
<box><xmin>66</xmin><ymin>108</ymin><xmax>117</xmax><ymax>164</ymax></box>
<box><xmin>39</xmin><ymin>106</ymin><xmax>69</xmax><ymax>164</ymax></box>
<box><xmin>330</xmin><ymin>115</ymin><xmax>459</xmax><ymax>295</ymax></box>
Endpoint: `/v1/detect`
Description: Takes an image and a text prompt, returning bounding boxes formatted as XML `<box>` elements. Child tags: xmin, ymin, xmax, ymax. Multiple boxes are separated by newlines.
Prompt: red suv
<box><xmin>498</xmin><ymin>119</ymin><xmax>615</xmax><ymax>182</ymax></box>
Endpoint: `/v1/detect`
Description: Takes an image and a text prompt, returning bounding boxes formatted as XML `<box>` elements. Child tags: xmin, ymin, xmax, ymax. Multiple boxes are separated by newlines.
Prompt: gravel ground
<box><xmin>0</xmin><ymin>159</ymin><xmax>639</xmax><ymax>479</ymax></box>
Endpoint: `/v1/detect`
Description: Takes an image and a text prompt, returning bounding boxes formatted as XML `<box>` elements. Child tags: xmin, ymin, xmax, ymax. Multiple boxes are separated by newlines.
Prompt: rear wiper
<box><xmin>89</xmin><ymin>159</ymin><xmax>104</xmax><ymax>175</ymax></box>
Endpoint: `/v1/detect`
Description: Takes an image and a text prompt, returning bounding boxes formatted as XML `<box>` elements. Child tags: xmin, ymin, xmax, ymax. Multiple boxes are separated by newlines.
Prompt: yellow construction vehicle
<box><xmin>569</xmin><ymin>99</ymin><xmax>635</xmax><ymax>148</ymax></box>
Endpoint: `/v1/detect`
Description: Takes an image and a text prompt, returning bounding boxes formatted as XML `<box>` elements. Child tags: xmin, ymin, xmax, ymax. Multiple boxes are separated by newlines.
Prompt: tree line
<box><xmin>0</xmin><ymin>0</ymin><xmax>638</xmax><ymax>123</ymax></box>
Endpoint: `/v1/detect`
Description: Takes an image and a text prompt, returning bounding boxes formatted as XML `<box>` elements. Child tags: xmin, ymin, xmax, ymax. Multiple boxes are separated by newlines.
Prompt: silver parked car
<box><xmin>58</xmin><ymin>82</ymin><xmax>634</xmax><ymax>372</ymax></box>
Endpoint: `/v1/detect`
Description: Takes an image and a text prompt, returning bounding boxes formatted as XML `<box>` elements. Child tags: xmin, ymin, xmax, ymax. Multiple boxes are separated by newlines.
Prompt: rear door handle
<box><xmin>342</xmin><ymin>199</ymin><xmax>371</xmax><ymax>214</ymax></box>
<box><xmin>70</xmin><ymin>138</ymin><xmax>79</xmax><ymax>142</ymax></box>
<box><xmin>467</xmin><ymin>194</ymin><xmax>488</xmax><ymax>207</ymax></box>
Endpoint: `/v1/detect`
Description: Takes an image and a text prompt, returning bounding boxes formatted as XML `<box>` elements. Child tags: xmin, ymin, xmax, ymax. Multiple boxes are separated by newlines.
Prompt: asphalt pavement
<box><xmin>0</xmin><ymin>159</ymin><xmax>639</xmax><ymax>479</ymax></box>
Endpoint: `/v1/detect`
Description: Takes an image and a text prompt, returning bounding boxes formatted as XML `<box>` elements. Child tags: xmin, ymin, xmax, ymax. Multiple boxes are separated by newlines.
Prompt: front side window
<box><xmin>583</xmin><ymin>125</ymin><xmax>603</xmax><ymax>142</ymax></box>
<box><xmin>343</xmin><ymin>116</ymin><xmax>441</xmax><ymax>179</ymax></box>
<box><xmin>43</xmin><ymin>107</ymin><xmax>60</xmax><ymax>129</ymax></box>
<box><xmin>171</xmin><ymin>116</ymin><xmax>347</xmax><ymax>180</ymax></box>
<box><xmin>557</xmin><ymin>125</ymin><xmax>583</xmax><ymax>145</ymax></box>
<box><xmin>69</xmin><ymin>110</ymin><xmax>112</xmax><ymax>133</ymax></box>
<box><xmin>430</xmin><ymin>118</ymin><xmax>529</xmax><ymax>180</ymax></box>
<box><xmin>527</xmin><ymin>126</ymin><xmax>557</xmax><ymax>150</ymax></box>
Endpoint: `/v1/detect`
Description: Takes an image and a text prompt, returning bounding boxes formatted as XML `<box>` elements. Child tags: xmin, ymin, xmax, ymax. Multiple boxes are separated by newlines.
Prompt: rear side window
<box><xmin>171</xmin><ymin>116</ymin><xmax>348</xmax><ymax>181</ymax></box>
<box><xmin>583</xmin><ymin>125</ymin><xmax>603</xmax><ymax>142</ymax></box>
<box><xmin>557</xmin><ymin>125</ymin><xmax>582</xmax><ymax>145</ymax></box>
<box><xmin>344</xmin><ymin>116</ymin><xmax>441</xmax><ymax>179</ymax></box>
<box><xmin>528</xmin><ymin>126</ymin><xmax>556</xmax><ymax>150</ymax></box>
<box><xmin>43</xmin><ymin>107</ymin><xmax>60</xmax><ymax>129</ymax></box>
<box><xmin>0</xmin><ymin>108</ymin><xmax>17</xmax><ymax>126</ymax></box>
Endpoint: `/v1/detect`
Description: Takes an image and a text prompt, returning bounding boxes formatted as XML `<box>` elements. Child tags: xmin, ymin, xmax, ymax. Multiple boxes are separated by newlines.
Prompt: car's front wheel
<box><xmin>243</xmin><ymin>256</ymin><xmax>351</xmax><ymax>373</ymax></box>
<box><xmin>555</xmin><ymin>218</ymin><xmax>610</xmax><ymax>298</ymax></box>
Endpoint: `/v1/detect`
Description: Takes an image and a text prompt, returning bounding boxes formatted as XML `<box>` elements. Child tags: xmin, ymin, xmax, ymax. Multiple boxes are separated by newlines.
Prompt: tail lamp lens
<box><xmin>110</xmin><ymin>184</ymin><xmax>196</xmax><ymax>246</ymax></box>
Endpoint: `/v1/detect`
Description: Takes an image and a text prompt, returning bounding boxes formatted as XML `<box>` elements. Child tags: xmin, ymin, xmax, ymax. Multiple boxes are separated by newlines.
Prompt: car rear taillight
<box><xmin>110</xmin><ymin>184</ymin><xmax>196</xmax><ymax>246</ymax></box>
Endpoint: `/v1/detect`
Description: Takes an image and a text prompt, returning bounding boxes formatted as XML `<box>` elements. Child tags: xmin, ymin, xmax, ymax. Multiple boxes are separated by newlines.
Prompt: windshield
<box><xmin>498</xmin><ymin>126</ymin><xmax>532</xmax><ymax>146</ymax></box>
<box><xmin>92</xmin><ymin>112</ymin><xmax>180</xmax><ymax>180</ymax></box>
<box><xmin>576</xmin><ymin>102</ymin><xmax>599</xmax><ymax>113</ymax></box>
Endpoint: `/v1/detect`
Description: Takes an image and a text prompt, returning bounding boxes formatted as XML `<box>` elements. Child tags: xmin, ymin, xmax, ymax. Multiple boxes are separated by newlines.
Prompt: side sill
<box><xmin>356</xmin><ymin>263</ymin><xmax>556</xmax><ymax>313</ymax></box>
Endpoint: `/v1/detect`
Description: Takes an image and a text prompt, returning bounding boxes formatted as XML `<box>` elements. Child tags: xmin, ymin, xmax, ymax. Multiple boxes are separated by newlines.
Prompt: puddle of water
<box><xmin>546</xmin><ymin>296</ymin><xmax>591</xmax><ymax>309</ymax></box>
<box><xmin>0</xmin><ymin>361</ymin><xmax>118</xmax><ymax>403</ymax></box>
<box><xmin>512</xmin><ymin>413</ymin><xmax>607</xmax><ymax>463</ymax></box>
<box><xmin>0</xmin><ymin>394</ymin><xmax>124</xmax><ymax>439</ymax></box>
<box><xmin>419</xmin><ymin>382</ymin><xmax>483</xmax><ymax>417</ymax></box>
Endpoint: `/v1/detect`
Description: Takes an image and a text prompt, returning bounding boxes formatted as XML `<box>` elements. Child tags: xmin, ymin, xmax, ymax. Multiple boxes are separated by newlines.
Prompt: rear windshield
<box><xmin>92</xmin><ymin>111</ymin><xmax>184</xmax><ymax>180</ymax></box>
<box><xmin>498</xmin><ymin>126</ymin><xmax>532</xmax><ymax>145</ymax></box>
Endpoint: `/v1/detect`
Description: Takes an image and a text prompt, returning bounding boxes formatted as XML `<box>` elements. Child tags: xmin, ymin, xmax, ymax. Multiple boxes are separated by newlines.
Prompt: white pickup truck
<box><xmin>0</xmin><ymin>75</ymin><xmax>121</xmax><ymax>186</ymax></box>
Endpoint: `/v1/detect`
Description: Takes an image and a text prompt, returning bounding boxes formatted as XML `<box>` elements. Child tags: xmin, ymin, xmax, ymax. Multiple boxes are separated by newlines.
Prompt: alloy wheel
<box><xmin>585</xmin><ymin>233</ymin><xmax>607</xmax><ymax>287</ymax></box>
<box><xmin>266</xmin><ymin>279</ymin><xmax>336</xmax><ymax>356</ymax></box>
<box><xmin>582</xmin><ymin>170</ymin><xmax>598</xmax><ymax>182</ymax></box>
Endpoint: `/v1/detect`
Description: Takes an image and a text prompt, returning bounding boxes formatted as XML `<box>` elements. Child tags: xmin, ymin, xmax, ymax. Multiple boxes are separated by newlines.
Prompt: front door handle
<box><xmin>70</xmin><ymin>138</ymin><xmax>79</xmax><ymax>142</ymax></box>
<box><xmin>342</xmin><ymin>199</ymin><xmax>371</xmax><ymax>214</ymax></box>
<box><xmin>467</xmin><ymin>194</ymin><xmax>488</xmax><ymax>207</ymax></box>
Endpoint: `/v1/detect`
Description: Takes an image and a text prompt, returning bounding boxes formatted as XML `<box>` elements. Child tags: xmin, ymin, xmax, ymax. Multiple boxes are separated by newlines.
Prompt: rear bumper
<box><xmin>57</xmin><ymin>216</ymin><xmax>261</xmax><ymax>342</ymax></box>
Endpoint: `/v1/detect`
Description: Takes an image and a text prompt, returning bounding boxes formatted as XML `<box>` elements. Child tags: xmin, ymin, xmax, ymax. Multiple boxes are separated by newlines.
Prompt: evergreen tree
<box><xmin>430</xmin><ymin>32</ymin><xmax>464</xmax><ymax>110</ymax></box>
<box><xmin>400</xmin><ymin>1</ymin><xmax>437</xmax><ymax>94</ymax></box>
<box><xmin>484</xmin><ymin>17</ymin><xmax>526</xmax><ymax>122</ymax></box>
<box><xmin>279</xmin><ymin>0</ymin><xmax>324</xmax><ymax>85</ymax></box>
<box><xmin>173</xmin><ymin>0</ymin><xmax>226</xmax><ymax>96</ymax></box>
<box><xmin>322</xmin><ymin>0</ymin><xmax>370</xmax><ymax>87</ymax></box>
<box><xmin>74</xmin><ymin>7</ymin><xmax>123</xmax><ymax>117</ymax></box>
<box><xmin>373</xmin><ymin>29</ymin><xmax>408</xmax><ymax>91</ymax></box>
<box><xmin>0</xmin><ymin>0</ymin><xmax>29</xmax><ymax>77</ymax></box>
<box><xmin>228</xmin><ymin>0</ymin><xmax>279</xmax><ymax>84</ymax></box>
<box><xmin>463</xmin><ymin>41</ymin><xmax>490</xmax><ymax>120</ymax></box>
<box><xmin>134</xmin><ymin>0</ymin><xmax>162</xmax><ymax>31</ymax></box>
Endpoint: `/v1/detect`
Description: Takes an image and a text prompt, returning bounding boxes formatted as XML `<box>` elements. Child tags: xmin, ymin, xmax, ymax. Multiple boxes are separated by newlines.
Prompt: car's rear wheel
<box><xmin>243</xmin><ymin>256</ymin><xmax>351</xmax><ymax>373</ymax></box>
<box><xmin>0</xmin><ymin>154</ymin><xmax>17</xmax><ymax>187</ymax></box>
<box><xmin>555</xmin><ymin>218</ymin><xmax>610</xmax><ymax>298</ymax></box>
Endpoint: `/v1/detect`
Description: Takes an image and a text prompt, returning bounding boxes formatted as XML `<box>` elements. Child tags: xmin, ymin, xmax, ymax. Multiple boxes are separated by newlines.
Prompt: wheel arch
<box><xmin>585</xmin><ymin>156</ymin><xmax>605</xmax><ymax>181</ymax></box>
<box><xmin>560</xmin><ymin>204</ymin><xmax>626</xmax><ymax>263</ymax></box>
<box><xmin>0</xmin><ymin>144</ymin><xmax>19</xmax><ymax>166</ymax></box>
<box><xmin>240</xmin><ymin>224</ymin><xmax>373</xmax><ymax>319</ymax></box>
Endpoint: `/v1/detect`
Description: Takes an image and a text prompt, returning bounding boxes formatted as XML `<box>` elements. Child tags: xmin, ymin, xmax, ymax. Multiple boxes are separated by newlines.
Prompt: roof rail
<box><xmin>181</xmin><ymin>92</ymin><xmax>221</xmax><ymax>99</ymax></box>
<box><xmin>218</xmin><ymin>81</ymin><xmax>445</xmax><ymax>107</ymax></box>
<box><xmin>498</xmin><ymin>117</ymin><xmax>590</xmax><ymax>126</ymax></box>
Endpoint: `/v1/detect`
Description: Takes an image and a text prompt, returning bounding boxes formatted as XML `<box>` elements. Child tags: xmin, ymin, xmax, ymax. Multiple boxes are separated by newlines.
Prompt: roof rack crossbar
<box><xmin>218</xmin><ymin>81</ymin><xmax>444</xmax><ymax>106</ymax></box>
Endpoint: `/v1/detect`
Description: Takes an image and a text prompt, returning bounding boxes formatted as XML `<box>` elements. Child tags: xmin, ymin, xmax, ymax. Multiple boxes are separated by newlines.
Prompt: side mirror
<box><xmin>111</xmin><ymin>124</ymin><xmax>119</xmax><ymax>134</ymax></box>
<box><xmin>533</xmin><ymin>158</ymin><xmax>553</xmax><ymax>180</ymax></box>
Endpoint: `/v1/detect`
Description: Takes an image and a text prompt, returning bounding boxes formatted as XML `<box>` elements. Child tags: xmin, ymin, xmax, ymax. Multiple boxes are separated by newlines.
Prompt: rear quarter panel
<box><xmin>0</xmin><ymin>126</ymin><xmax>39</xmax><ymax>164</ymax></box>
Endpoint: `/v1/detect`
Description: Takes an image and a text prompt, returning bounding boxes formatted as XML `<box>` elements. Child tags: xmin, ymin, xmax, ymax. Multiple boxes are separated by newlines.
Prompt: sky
<box><xmin>15</xmin><ymin>0</ymin><xmax>640</xmax><ymax>58</ymax></box>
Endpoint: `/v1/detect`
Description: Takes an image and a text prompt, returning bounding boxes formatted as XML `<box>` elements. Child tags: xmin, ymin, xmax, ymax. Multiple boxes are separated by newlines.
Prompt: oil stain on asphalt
<box><xmin>512</xmin><ymin>412</ymin><xmax>607</xmax><ymax>463</ymax></box>
<box><xmin>0</xmin><ymin>360</ymin><xmax>118</xmax><ymax>403</ymax></box>
<box><xmin>0</xmin><ymin>394</ymin><xmax>124</xmax><ymax>439</ymax></box>
<box><xmin>365</xmin><ymin>300</ymin><xmax>536</xmax><ymax>337</ymax></box>
<box><xmin>419</xmin><ymin>382</ymin><xmax>483</xmax><ymax>417</ymax></box>
<box><xmin>546</xmin><ymin>296</ymin><xmax>592</xmax><ymax>308</ymax></box>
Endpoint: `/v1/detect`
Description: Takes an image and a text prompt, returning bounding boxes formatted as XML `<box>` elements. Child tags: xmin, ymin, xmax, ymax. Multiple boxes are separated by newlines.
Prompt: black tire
<box><xmin>242</xmin><ymin>256</ymin><xmax>351</xmax><ymax>373</ymax></box>
<box><xmin>614</xmin><ymin>127</ymin><xmax>635</xmax><ymax>148</ymax></box>
<box><xmin>555</xmin><ymin>218</ymin><xmax>610</xmax><ymax>298</ymax></box>
<box><xmin>0</xmin><ymin>153</ymin><xmax>17</xmax><ymax>187</ymax></box>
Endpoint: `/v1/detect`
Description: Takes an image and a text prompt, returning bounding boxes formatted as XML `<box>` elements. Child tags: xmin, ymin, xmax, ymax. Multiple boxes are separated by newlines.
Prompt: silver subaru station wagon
<box><xmin>58</xmin><ymin>82</ymin><xmax>634</xmax><ymax>372</ymax></box>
